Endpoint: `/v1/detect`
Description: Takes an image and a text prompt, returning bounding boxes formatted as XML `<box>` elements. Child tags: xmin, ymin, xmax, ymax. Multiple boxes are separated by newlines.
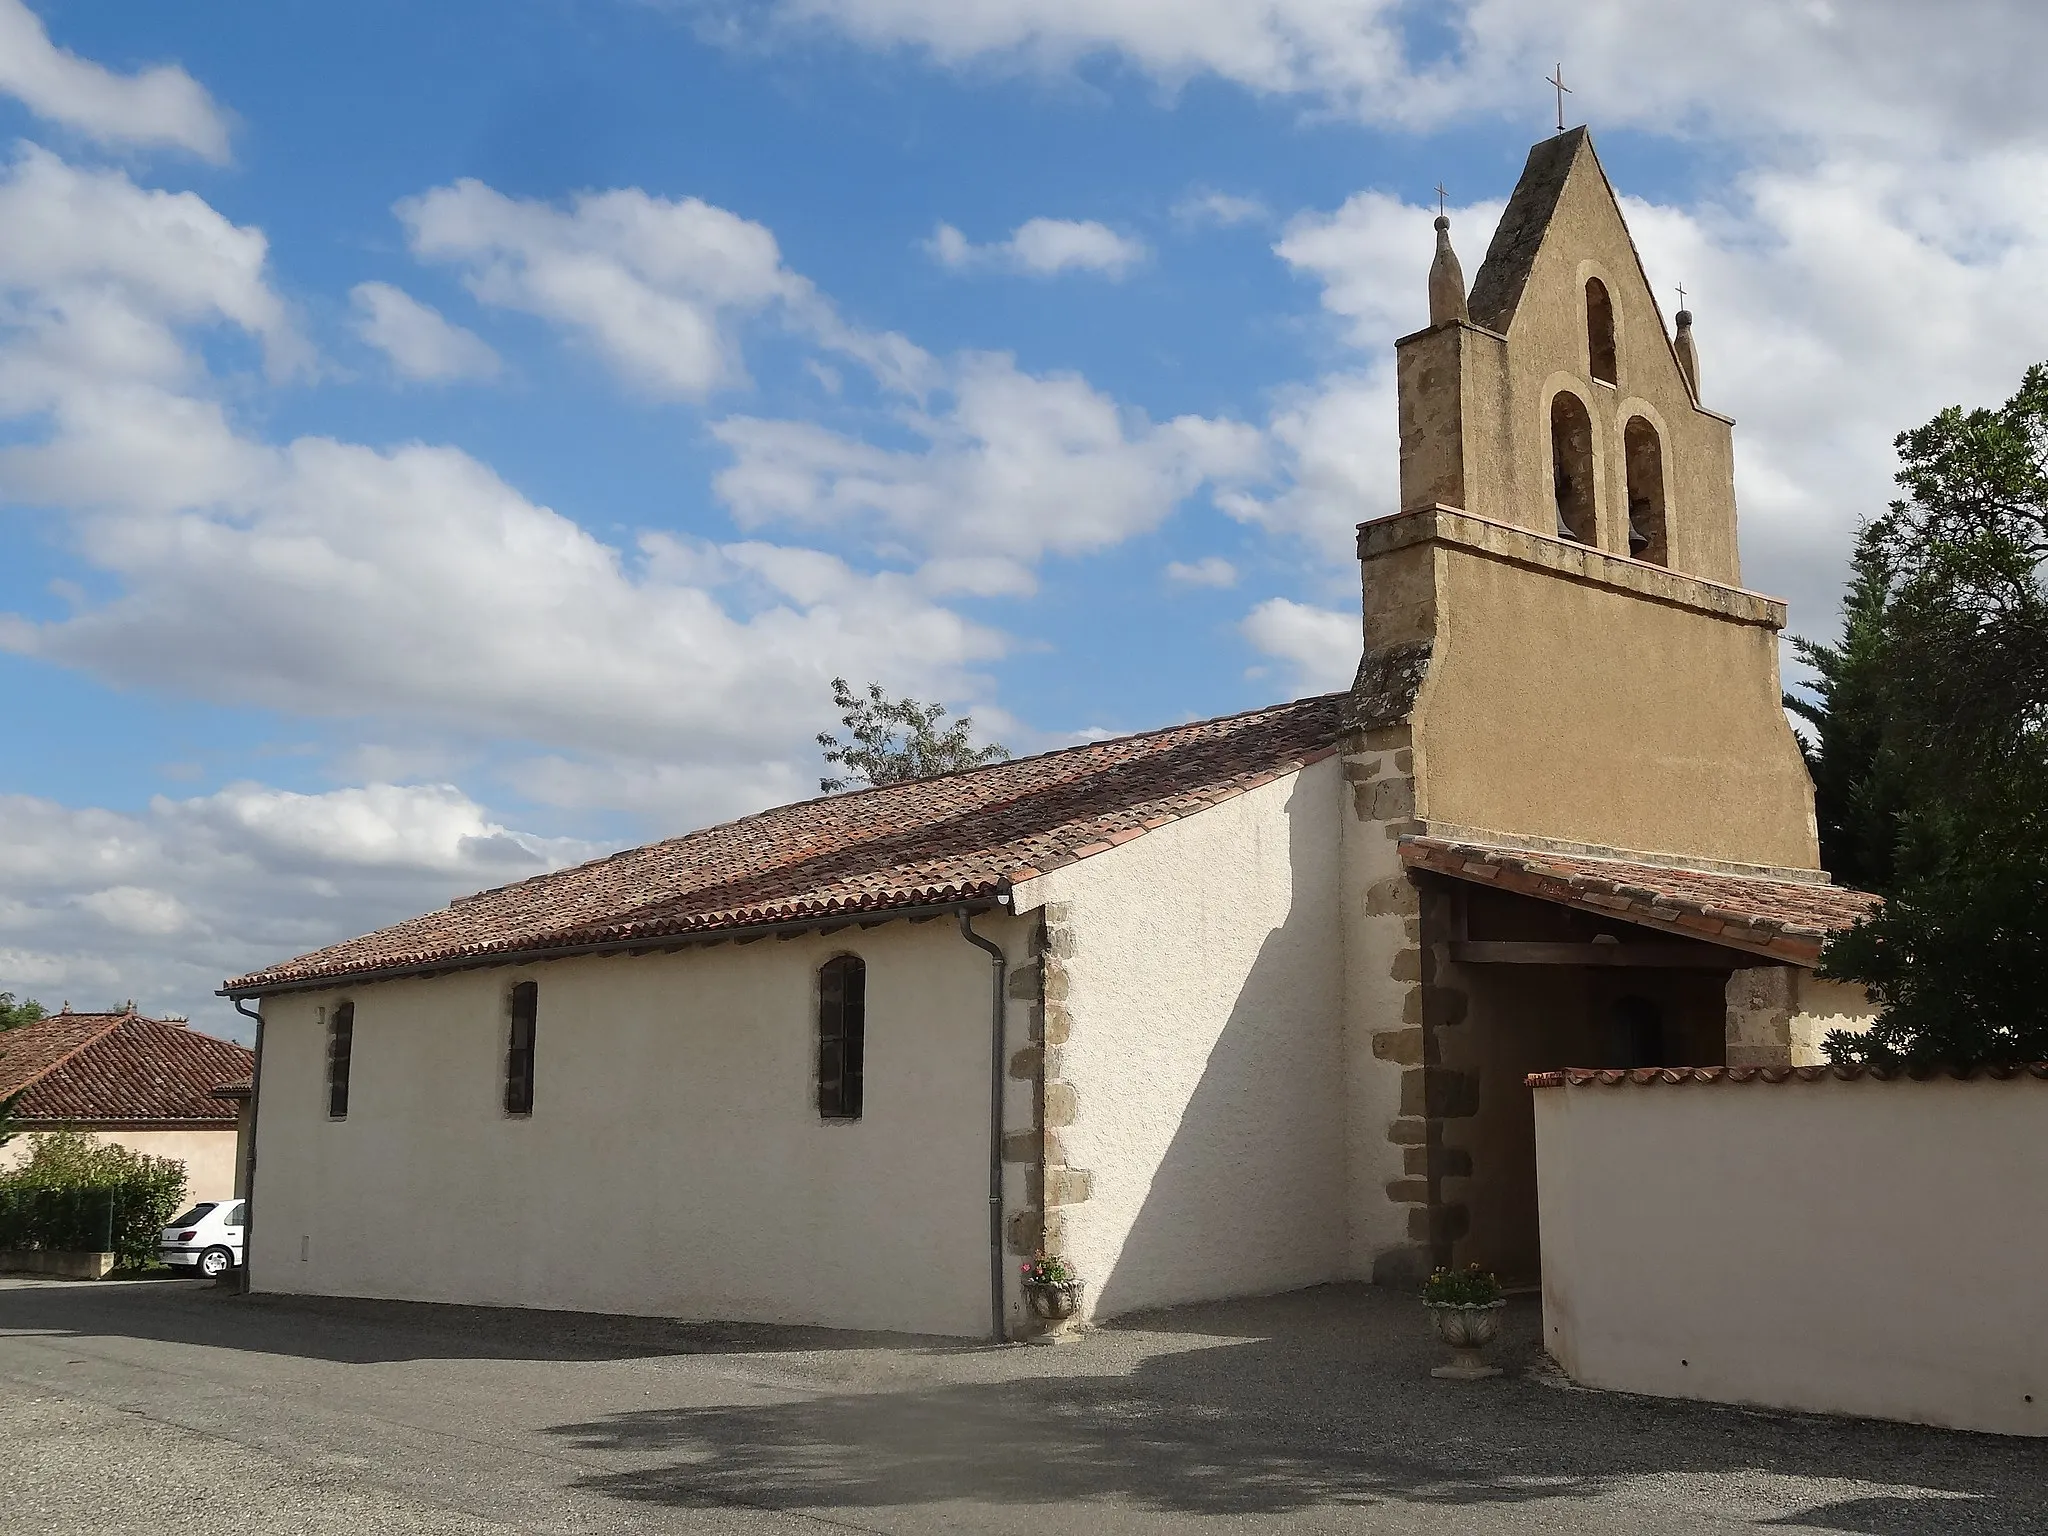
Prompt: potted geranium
<box><xmin>1021</xmin><ymin>1252</ymin><xmax>1084</xmax><ymax>1324</ymax></box>
<box><xmin>1422</xmin><ymin>1264</ymin><xmax>1505</xmax><ymax>1379</ymax></box>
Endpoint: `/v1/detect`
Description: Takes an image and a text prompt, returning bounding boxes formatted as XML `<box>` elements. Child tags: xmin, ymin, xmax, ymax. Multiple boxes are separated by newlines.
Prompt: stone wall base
<box><xmin>0</xmin><ymin>1249</ymin><xmax>115</xmax><ymax>1279</ymax></box>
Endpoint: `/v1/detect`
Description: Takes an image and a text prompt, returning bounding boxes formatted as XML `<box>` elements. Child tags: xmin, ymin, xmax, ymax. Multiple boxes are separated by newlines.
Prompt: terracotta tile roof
<box><xmin>1529</xmin><ymin>1063</ymin><xmax>2048</xmax><ymax>1088</ymax></box>
<box><xmin>1400</xmin><ymin>835</ymin><xmax>1880</xmax><ymax>966</ymax></box>
<box><xmin>227</xmin><ymin>694</ymin><xmax>1347</xmax><ymax>996</ymax></box>
<box><xmin>0</xmin><ymin>1013</ymin><xmax>254</xmax><ymax>1125</ymax></box>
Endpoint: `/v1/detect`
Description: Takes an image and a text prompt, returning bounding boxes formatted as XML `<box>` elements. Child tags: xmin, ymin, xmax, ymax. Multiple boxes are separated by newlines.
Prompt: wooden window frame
<box><xmin>326</xmin><ymin>1000</ymin><xmax>354</xmax><ymax>1120</ymax></box>
<box><xmin>816</xmin><ymin>954</ymin><xmax>866</xmax><ymax>1121</ymax></box>
<box><xmin>505</xmin><ymin>981</ymin><xmax>538</xmax><ymax>1117</ymax></box>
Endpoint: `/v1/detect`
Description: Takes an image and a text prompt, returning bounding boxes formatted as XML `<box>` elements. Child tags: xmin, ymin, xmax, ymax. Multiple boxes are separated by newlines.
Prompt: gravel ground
<box><xmin>0</xmin><ymin>1276</ymin><xmax>2041</xmax><ymax>1534</ymax></box>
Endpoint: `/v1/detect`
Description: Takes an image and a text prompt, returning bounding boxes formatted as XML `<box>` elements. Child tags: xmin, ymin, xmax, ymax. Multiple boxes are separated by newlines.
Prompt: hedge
<box><xmin>0</xmin><ymin>1132</ymin><xmax>187</xmax><ymax>1269</ymax></box>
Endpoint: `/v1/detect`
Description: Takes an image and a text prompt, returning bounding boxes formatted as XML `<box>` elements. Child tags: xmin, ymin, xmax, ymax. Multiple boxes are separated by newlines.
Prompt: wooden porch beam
<box><xmin>1449</xmin><ymin>939</ymin><xmax>1754</xmax><ymax>969</ymax></box>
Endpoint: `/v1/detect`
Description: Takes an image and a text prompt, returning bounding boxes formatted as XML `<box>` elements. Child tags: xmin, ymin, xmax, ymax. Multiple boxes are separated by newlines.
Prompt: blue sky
<box><xmin>4</xmin><ymin>0</ymin><xmax>2047</xmax><ymax>1038</ymax></box>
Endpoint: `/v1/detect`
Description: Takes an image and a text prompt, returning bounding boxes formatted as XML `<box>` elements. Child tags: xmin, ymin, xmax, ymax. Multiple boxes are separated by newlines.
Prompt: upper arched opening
<box><xmin>1585</xmin><ymin>277</ymin><xmax>1617</xmax><ymax>385</ymax></box>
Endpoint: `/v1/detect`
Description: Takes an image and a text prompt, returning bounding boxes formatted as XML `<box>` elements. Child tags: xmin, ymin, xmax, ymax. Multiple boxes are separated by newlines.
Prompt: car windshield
<box><xmin>167</xmin><ymin>1203</ymin><xmax>217</xmax><ymax>1227</ymax></box>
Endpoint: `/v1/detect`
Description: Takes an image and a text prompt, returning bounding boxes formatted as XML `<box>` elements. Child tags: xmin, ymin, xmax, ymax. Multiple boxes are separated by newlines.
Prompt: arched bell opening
<box><xmin>1623</xmin><ymin>416</ymin><xmax>1668</xmax><ymax>565</ymax></box>
<box><xmin>1549</xmin><ymin>391</ymin><xmax>1598</xmax><ymax>546</ymax></box>
<box><xmin>1585</xmin><ymin>277</ymin><xmax>1617</xmax><ymax>385</ymax></box>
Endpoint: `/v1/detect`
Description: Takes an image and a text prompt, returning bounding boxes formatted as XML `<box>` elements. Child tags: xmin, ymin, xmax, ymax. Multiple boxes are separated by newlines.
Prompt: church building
<box><xmin>224</xmin><ymin>129</ymin><xmax>1878</xmax><ymax>1339</ymax></box>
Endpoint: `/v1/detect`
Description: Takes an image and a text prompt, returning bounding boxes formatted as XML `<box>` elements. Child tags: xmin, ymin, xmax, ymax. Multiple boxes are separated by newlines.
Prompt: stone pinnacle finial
<box><xmin>1673</xmin><ymin>307</ymin><xmax>1700</xmax><ymax>397</ymax></box>
<box><xmin>1428</xmin><ymin>214</ymin><xmax>1469</xmax><ymax>327</ymax></box>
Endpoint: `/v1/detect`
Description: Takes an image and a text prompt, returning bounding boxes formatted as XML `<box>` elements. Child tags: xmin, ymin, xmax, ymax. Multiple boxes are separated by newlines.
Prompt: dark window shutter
<box><xmin>505</xmin><ymin>981</ymin><xmax>538</xmax><ymax>1115</ymax></box>
<box><xmin>817</xmin><ymin>956</ymin><xmax>866</xmax><ymax>1120</ymax></box>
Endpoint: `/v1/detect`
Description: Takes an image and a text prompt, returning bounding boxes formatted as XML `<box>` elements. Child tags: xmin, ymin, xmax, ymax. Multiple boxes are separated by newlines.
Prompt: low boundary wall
<box><xmin>1533</xmin><ymin>1065</ymin><xmax>2048</xmax><ymax>1437</ymax></box>
<box><xmin>0</xmin><ymin>1249</ymin><xmax>115</xmax><ymax>1279</ymax></box>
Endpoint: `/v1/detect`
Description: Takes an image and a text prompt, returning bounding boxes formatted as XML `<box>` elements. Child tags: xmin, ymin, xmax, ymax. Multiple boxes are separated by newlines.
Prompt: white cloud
<box><xmin>349</xmin><ymin>281</ymin><xmax>500</xmax><ymax>383</ymax></box>
<box><xmin>926</xmin><ymin>217</ymin><xmax>1146</xmax><ymax>278</ymax></box>
<box><xmin>0</xmin><ymin>782</ymin><xmax>599</xmax><ymax>1040</ymax></box>
<box><xmin>0</xmin><ymin>151</ymin><xmax>1003</xmax><ymax>782</ymax></box>
<box><xmin>1240</xmin><ymin>596</ymin><xmax>1356</xmax><ymax>695</ymax></box>
<box><xmin>713</xmin><ymin>351</ymin><xmax>1264</xmax><ymax>577</ymax></box>
<box><xmin>770</xmin><ymin>1</ymin><xmax>2048</xmax><ymax>157</ymax></box>
<box><xmin>0</xmin><ymin>415</ymin><xmax>1007</xmax><ymax>764</ymax></box>
<box><xmin>399</xmin><ymin>178</ymin><xmax>933</xmax><ymax>398</ymax></box>
<box><xmin>1174</xmin><ymin>189</ymin><xmax>1268</xmax><ymax>229</ymax></box>
<box><xmin>0</xmin><ymin>0</ymin><xmax>230</xmax><ymax>160</ymax></box>
<box><xmin>1165</xmin><ymin>555</ymin><xmax>1237</xmax><ymax>588</ymax></box>
<box><xmin>0</xmin><ymin>145</ymin><xmax>304</xmax><ymax>402</ymax></box>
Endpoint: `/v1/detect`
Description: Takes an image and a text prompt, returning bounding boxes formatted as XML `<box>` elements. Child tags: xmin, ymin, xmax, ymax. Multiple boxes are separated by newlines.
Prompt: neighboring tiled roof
<box><xmin>0</xmin><ymin>1013</ymin><xmax>254</xmax><ymax>1125</ymax></box>
<box><xmin>227</xmin><ymin>695</ymin><xmax>1347</xmax><ymax>995</ymax></box>
<box><xmin>1529</xmin><ymin>1064</ymin><xmax>2048</xmax><ymax>1088</ymax></box>
<box><xmin>1400</xmin><ymin>835</ymin><xmax>1880</xmax><ymax>966</ymax></box>
<box><xmin>210</xmin><ymin>1077</ymin><xmax>253</xmax><ymax>1101</ymax></box>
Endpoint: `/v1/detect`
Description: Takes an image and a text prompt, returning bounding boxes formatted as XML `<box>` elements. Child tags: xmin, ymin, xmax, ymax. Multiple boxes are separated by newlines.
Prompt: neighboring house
<box><xmin>223</xmin><ymin>128</ymin><xmax>1879</xmax><ymax>1340</ymax></box>
<box><xmin>0</xmin><ymin>1008</ymin><xmax>255</xmax><ymax>1203</ymax></box>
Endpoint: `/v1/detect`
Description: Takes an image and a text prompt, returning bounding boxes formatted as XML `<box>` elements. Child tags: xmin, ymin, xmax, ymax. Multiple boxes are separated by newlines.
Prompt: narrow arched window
<box><xmin>1623</xmin><ymin>416</ymin><xmax>1668</xmax><ymax>565</ymax></box>
<box><xmin>326</xmin><ymin>1000</ymin><xmax>354</xmax><ymax>1119</ymax></box>
<box><xmin>1550</xmin><ymin>392</ymin><xmax>1597</xmax><ymax>545</ymax></box>
<box><xmin>817</xmin><ymin>955</ymin><xmax>865</xmax><ymax>1120</ymax></box>
<box><xmin>1585</xmin><ymin>277</ymin><xmax>1617</xmax><ymax>384</ymax></box>
<box><xmin>505</xmin><ymin>981</ymin><xmax>538</xmax><ymax>1116</ymax></box>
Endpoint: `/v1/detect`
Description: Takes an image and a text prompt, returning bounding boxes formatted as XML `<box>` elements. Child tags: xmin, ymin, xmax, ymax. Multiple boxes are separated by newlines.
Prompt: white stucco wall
<box><xmin>248</xmin><ymin>914</ymin><xmax>1031</xmax><ymax>1337</ymax></box>
<box><xmin>1015</xmin><ymin>759</ymin><xmax>1347</xmax><ymax>1320</ymax></box>
<box><xmin>0</xmin><ymin>1128</ymin><xmax>240</xmax><ymax>1204</ymax></box>
<box><xmin>1536</xmin><ymin>1075</ymin><xmax>2048</xmax><ymax>1436</ymax></box>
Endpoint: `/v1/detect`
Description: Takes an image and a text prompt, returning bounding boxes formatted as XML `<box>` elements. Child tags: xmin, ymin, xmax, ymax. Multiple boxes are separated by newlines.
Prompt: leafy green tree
<box><xmin>0</xmin><ymin>1089</ymin><xmax>23</xmax><ymax>1149</ymax></box>
<box><xmin>0</xmin><ymin>992</ymin><xmax>45</xmax><ymax>1031</ymax></box>
<box><xmin>1785</xmin><ymin>535</ymin><xmax>1909</xmax><ymax>892</ymax></box>
<box><xmin>1814</xmin><ymin>364</ymin><xmax>2048</xmax><ymax>1067</ymax></box>
<box><xmin>817</xmin><ymin>677</ymin><xmax>1009</xmax><ymax>792</ymax></box>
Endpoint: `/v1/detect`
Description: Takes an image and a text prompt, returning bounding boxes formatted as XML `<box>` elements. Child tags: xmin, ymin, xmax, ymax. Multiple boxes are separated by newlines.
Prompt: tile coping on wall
<box><xmin>1528</xmin><ymin>1063</ymin><xmax>2048</xmax><ymax>1088</ymax></box>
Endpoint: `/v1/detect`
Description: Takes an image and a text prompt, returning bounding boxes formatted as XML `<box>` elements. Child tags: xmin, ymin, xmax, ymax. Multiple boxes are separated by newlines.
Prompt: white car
<box><xmin>161</xmin><ymin>1199</ymin><xmax>245</xmax><ymax>1279</ymax></box>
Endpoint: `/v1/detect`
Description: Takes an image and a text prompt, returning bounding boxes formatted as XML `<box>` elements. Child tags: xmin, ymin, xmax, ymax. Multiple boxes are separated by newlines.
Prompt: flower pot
<box><xmin>1425</xmin><ymin>1299</ymin><xmax>1505</xmax><ymax>1380</ymax></box>
<box><xmin>1024</xmin><ymin>1279</ymin><xmax>1084</xmax><ymax>1323</ymax></box>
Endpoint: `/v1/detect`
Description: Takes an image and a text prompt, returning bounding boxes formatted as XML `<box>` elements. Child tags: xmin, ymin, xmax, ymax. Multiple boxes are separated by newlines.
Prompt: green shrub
<box><xmin>1423</xmin><ymin>1264</ymin><xmax>1503</xmax><ymax>1306</ymax></box>
<box><xmin>0</xmin><ymin>1132</ymin><xmax>187</xmax><ymax>1269</ymax></box>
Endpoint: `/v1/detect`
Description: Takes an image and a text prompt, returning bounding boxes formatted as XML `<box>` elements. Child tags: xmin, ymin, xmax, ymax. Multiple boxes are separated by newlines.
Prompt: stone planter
<box><xmin>1024</xmin><ymin>1279</ymin><xmax>1084</xmax><ymax>1323</ymax></box>
<box><xmin>1425</xmin><ymin>1299</ymin><xmax>1506</xmax><ymax>1379</ymax></box>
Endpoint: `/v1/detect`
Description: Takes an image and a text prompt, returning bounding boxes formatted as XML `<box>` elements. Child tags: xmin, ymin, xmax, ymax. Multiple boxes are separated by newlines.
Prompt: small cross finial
<box><xmin>1676</xmin><ymin>282</ymin><xmax>1688</xmax><ymax>312</ymax></box>
<box><xmin>1435</xmin><ymin>183</ymin><xmax>1448</xmax><ymax>218</ymax></box>
<box><xmin>1546</xmin><ymin>63</ymin><xmax>1572</xmax><ymax>133</ymax></box>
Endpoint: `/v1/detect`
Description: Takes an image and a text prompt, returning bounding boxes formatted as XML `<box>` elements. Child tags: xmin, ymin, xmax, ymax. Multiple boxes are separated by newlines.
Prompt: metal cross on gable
<box><xmin>1547</xmin><ymin>63</ymin><xmax>1572</xmax><ymax>132</ymax></box>
<box><xmin>1435</xmin><ymin>183</ymin><xmax>1448</xmax><ymax>218</ymax></box>
<box><xmin>1676</xmin><ymin>282</ymin><xmax>1688</xmax><ymax>312</ymax></box>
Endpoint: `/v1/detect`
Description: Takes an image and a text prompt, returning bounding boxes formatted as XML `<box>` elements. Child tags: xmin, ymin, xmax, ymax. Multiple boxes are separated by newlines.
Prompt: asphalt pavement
<box><xmin>1</xmin><ymin>1275</ymin><xmax>2041</xmax><ymax>1534</ymax></box>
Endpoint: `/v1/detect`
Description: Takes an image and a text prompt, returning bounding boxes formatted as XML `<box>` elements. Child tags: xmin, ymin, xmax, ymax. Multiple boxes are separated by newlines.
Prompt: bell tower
<box><xmin>1394</xmin><ymin>127</ymin><xmax>1740</xmax><ymax>585</ymax></box>
<box><xmin>1345</xmin><ymin>128</ymin><xmax>1818</xmax><ymax>874</ymax></box>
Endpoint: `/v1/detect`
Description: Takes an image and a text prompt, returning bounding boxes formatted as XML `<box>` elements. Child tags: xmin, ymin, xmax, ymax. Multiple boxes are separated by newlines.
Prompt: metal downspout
<box><xmin>229</xmin><ymin>995</ymin><xmax>264</xmax><ymax>1296</ymax></box>
<box><xmin>956</xmin><ymin>905</ymin><xmax>1008</xmax><ymax>1343</ymax></box>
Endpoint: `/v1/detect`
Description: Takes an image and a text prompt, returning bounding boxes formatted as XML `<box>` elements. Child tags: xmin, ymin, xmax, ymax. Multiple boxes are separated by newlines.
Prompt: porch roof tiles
<box><xmin>1399</xmin><ymin>835</ymin><xmax>1879</xmax><ymax>966</ymax></box>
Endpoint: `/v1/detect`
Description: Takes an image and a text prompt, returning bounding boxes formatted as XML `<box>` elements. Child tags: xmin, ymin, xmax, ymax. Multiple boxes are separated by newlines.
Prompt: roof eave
<box><xmin>220</xmin><ymin>892</ymin><xmax>1011</xmax><ymax>1000</ymax></box>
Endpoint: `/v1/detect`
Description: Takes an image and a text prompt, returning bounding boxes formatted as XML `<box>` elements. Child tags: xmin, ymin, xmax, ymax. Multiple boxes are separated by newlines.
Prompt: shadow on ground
<box><xmin>542</xmin><ymin>1287</ymin><xmax>2047</xmax><ymax>1533</ymax></box>
<box><xmin>0</xmin><ymin>1276</ymin><xmax>970</xmax><ymax>1365</ymax></box>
